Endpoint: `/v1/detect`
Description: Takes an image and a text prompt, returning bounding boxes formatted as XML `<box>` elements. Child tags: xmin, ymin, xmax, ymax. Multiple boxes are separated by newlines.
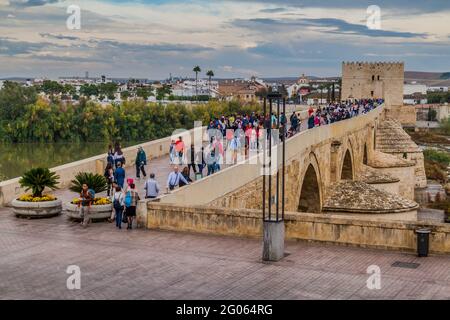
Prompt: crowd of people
<box><xmin>77</xmin><ymin>99</ymin><xmax>382</xmax><ymax>229</ymax></box>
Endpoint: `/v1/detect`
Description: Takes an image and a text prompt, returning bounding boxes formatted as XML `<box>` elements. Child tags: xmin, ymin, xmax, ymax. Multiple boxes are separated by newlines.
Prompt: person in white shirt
<box><xmin>166</xmin><ymin>166</ymin><xmax>189</xmax><ymax>192</ymax></box>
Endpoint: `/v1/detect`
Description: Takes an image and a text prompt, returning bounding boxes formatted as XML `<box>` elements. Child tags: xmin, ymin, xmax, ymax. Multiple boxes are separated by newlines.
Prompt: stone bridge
<box><xmin>141</xmin><ymin>104</ymin><xmax>450</xmax><ymax>254</ymax></box>
<box><xmin>158</xmin><ymin>104</ymin><xmax>421</xmax><ymax>219</ymax></box>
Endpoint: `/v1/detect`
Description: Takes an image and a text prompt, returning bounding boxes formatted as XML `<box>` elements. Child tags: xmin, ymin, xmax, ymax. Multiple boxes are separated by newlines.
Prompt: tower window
<box><xmin>372</xmin><ymin>75</ymin><xmax>375</xmax><ymax>81</ymax></box>
<box><xmin>377</xmin><ymin>75</ymin><xmax>380</xmax><ymax>80</ymax></box>
<box><xmin>371</xmin><ymin>91</ymin><xmax>374</xmax><ymax>97</ymax></box>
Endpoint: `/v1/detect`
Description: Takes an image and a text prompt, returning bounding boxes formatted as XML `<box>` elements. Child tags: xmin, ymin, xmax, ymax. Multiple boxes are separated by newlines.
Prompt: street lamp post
<box><xmin>262</xmin><ymin>88</ymin><xmax>286</xmax><ymax>262</ymax></box>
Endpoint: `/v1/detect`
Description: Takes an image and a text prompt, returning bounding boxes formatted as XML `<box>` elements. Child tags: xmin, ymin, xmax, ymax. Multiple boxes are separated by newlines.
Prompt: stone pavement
<box><xmin>0</xmin><ymin>210</ymin><xmax>449</xmax><ymax>300</ymax></box>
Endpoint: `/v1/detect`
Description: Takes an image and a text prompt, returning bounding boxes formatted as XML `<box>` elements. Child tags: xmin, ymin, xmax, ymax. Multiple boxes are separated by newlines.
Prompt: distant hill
<box><xmin>404</xmin><ymin>71</ymin><xmax>450</xmax><ymax>87</ymax></box>
<box><xmin>405</xmin><ymin>71</ymin><xmax>450</xmax><ymax>80</ymax></box>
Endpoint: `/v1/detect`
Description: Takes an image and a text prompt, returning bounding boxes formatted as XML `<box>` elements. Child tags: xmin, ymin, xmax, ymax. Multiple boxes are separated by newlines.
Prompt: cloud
<box><xmin>0</xmin><ymin>37</ymin><xmax>55</xmax><ymax>55</ymax></box>
<box><xmin>40</xmin><ymin>33</ymin><xmax>81</xmax><ymax>41</ymax></box>
<box><xmin>259</xmin><ymin>7</ymin><xmax>287</xmax><ymax>13</ymax></box>
<box><xmin>233</xmin><ymin>17</ymin><xmax>428</xmax><ymax>38</ymax></box>
<box><xmin>9</xmin><ymin>0</ymin><xmax>59</xmax><ymax>7</ymax></box>
<box><xmin>224</xmin><ymin>0</ymin><xmax>450</xmax><ymax>14</ymax></box>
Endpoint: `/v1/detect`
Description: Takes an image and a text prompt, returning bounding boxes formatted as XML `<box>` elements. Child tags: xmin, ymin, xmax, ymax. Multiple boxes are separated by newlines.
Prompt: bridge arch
<box><xmin>341</xmin><ymin>148</ymin><xmax>354</xmax><ymax>180</ymax></box>
<box><xmin>297</xmin><ymin>152</ymin><xmax>322</xmax><ymax>213</ymax></box>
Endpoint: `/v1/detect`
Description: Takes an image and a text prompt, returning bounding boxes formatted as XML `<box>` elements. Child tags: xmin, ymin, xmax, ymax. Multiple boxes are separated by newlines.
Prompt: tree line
<box><xmin>0</xmin><ymin>81</ymin><xmax>260</xmax><ymax>143</ymax></box>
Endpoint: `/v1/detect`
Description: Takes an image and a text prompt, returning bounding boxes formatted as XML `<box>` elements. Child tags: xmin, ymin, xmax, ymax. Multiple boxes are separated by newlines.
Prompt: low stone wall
<box><xmin>0</xmin><ymin>127</ymin><xmax>204</xmax><ymax>207</ymax></box>
<box><xmin>143</xmin><ymin>202</ymin><xmax>450</xmax><ymax>254</ymax></box>
<box><xmin>385</xmin><ymin>105</ymin><xmax>416</xmax><ymax>127</ymax></box>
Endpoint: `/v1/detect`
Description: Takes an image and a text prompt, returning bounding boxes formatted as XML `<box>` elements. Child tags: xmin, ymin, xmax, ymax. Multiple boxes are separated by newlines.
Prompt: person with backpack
<box><xmin>206</xmin><ymin>146</ymin><xmax>217</xmax><ymax>176</ymax></box>
<box><xmin>124</xmin><ymin>183</ymin><xmax>140</xmax><ymax>230</ymax></box>
<box><xmin>112</xmin><ymin>186</ymin><xmax>125</xmax><ymax>229</ymax></box>
<box><xmin>114</xmin><ymin>161</ymin><xmax>126</xmax><ymax>188</ymax></box>
<box><xmin>135</xmin><ymin>146</ymin><xmax>147</xmax><ymax>180</ymax></box>
<box><xmin>78</xmin><ymin>183</ymin><xmax>94</xmax><ymax>228</ymax></box>
<box><xmin>104</xmin><ymin>163</ymin><xmax>114</xmax><ymax>197</ymax></box>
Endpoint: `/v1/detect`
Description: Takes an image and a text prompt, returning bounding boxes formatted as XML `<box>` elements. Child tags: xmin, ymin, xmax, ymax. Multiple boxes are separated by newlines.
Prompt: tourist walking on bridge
<box><xmin>187</xmin><ymin>143</ymin><xmax>197</xmax><ymax>176</ymax></box>
<box><xmin>166</xmin><ymin>166</ymin><xmax>189</xmax><ymax>191</ymax></box>
<box><xmin>124</xmin><ymin>183</ymin><xmax>139</xmax><ymax>230</ymax></box>
<box><xmin>135</xmin><ymin>146</ymin><xmax>147</xmax><ymax>180</ymax></box>
<box><xmin>114</xmin><ymin>147</ymin><xmax>125</xmax><ymax>168</ymax></box>
<box><xmin>179</xmin><ymin>167</ymin><xmax>192</xmax><ymax>187</ymax></box>
<box><xmin>104</xmin><ymin>163</ymin><xmax>115</xmax><ymax>197</ymax></box>
<box><xmin>144</xmin><ymin>173</ymin><xmax>160</xmax><ymax>199</ymax></box>
<box><xmin>169</xmin><ymin>140</ymin><xmax>176</xmax><ymax>164</ymax></box>
<box><xmin>195</xmin><ymin>147</ymin><xmax>206</xmax><ymax>177</ymax></box>
<box><xmin>114</xmin><ymin>162</ymin><xmax>126</xmax><ymax>189</ymax></box>
<box><xmin>112</xmin><ymin>186</ymin><xmax>125</xmax><ymax>229</ymax></box>
<box><xmin>175</xmin><ymin>136</ymin><xmax>185</xmax><ymax>165</ymax></box>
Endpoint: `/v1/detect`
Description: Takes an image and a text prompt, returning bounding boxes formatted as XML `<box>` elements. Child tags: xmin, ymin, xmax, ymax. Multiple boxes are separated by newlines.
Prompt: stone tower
<box><xmin>341</xmin><ymin>62</ymin><xmax>404</xmax><ymax>107</ymax></box>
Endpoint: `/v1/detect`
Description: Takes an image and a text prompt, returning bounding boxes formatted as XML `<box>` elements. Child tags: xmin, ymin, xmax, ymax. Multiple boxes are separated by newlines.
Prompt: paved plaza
<box><xmin>0</xmin><ymin>207</ymin><xmax>449</xmax><ymax>300</ymax></box>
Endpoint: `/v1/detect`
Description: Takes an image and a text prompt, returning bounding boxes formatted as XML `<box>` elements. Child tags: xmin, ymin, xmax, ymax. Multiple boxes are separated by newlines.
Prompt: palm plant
<box><xmin>69</xmin><ymin>172</ymin><xmax>108</xmax><ymax>194</ymax></box>
<box><xmin>206</xmin><ymin>70</ymin><xmax>214</xmax><ymax>97</ymax></box>
<box><xmin>193</xmin><ymin>65</ymin><xmax>201</xmax><ymax>99</ymax></box>
<box><xmin>19</xmin><ymin>168</ymin><xmax>59</xmax><ymax>197</ymax></box>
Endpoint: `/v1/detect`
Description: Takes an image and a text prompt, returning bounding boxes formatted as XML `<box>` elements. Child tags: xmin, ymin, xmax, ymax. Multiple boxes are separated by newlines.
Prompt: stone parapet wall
<box><xmin>0</xmin><ymin>127</ymin><xmax>204</xmax><ymax>206</ymax></box>
<box><xmin>143</xmin><ymin>202</ymin><xmax>450</xmax><ymax>254</ymax></box>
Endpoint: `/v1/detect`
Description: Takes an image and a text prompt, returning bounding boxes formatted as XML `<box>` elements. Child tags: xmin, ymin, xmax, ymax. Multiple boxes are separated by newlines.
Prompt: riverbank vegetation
<box><xmin>0</xmin><ymin>81</ymin><xmax>260</xmax><ymax>143</ymax></box>
<box><xmin>423</xmin><ymin>149</ymin><xmax>450</xmax><ymax>183</ymax></box>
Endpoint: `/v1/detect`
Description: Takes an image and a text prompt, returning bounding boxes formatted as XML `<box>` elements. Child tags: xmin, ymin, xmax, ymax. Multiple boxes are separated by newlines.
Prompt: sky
<box><xmin>0</xmin><ymin>0</ymin><xmax>449</xmax><ymax>79</ymax></box>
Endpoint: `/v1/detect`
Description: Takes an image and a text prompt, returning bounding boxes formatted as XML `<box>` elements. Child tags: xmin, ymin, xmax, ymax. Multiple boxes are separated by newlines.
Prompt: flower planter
<box><xmin>12</xmin><ymin>199</ymin><xmax>62</xmax><ymax>218</ymax></box>
<box><xmin>64</xmin><ymin>202</ymin><xmax>112</xmax><ymax>222</ymax></box>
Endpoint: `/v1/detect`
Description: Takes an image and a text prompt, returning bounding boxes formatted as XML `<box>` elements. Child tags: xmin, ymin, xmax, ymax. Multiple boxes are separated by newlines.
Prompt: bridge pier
<box><xmin>262</xmin><ymin>221</ymin><xmax>285</xmax><ymax>262</ymax></box>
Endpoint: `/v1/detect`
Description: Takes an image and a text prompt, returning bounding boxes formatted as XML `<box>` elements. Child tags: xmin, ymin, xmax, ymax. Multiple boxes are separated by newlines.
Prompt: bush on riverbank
<box><xmin>0</xmin><ymin>82</ymin><xmax>261</xmax><ymax>143</ymax></box>
<box><xmin>423</xmin><ymin>149</ymin><xmax>450</xmax><ymax>183</ymax></box>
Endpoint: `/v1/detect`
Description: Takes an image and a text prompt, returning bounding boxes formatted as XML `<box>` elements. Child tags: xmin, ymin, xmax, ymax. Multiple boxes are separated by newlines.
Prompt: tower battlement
<box><xmin>342</xmin><ymin>61</ymin><xmax>404</xmax><ymax>66</ymax></box>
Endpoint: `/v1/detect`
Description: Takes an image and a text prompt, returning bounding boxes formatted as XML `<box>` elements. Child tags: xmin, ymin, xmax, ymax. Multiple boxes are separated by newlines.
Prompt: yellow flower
<box><xmin>18</xmin><ymin>194</ymin><xmax>57</xmax><ymax>202</ymax></box>
<box><xmin>93</xmin><ymin>197</ymin><xmax>111</xmax><ymax>205</ymax></box>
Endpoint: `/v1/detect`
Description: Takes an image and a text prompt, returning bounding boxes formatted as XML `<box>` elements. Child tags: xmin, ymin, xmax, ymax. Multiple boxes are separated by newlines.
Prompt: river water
<box><xmin>0</xmin><ymin>141</ymin><xmax>143</xmax><ymax>181</ymax></box>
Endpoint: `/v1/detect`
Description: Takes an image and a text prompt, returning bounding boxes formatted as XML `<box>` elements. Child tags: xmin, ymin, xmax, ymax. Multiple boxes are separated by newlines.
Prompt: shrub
<box><xmin>69</xmin><ymin>172</ymin><xmax>108</xmax><ymax>194</ymax></box>
<box><xmin>424</xmin><ymin>160</ymin><xmax>447</xmax><ymax>183</ymax></box>
<box><xmin>423</xmin><ymin>149</ymin><xmax>450</xmax><ymax>165</ymax></box>
<box><xmin>18</xmin><ymin>168</ymin><xmax>59</xmax><ymax>197</ymax></box>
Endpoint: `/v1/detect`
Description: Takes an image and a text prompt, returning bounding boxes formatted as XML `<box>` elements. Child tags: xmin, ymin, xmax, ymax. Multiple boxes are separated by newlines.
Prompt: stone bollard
<box><xmin>136</xmin><ymin>200</ymin><xmax>148</xmax><ymax>229</ymax></box>
<box><xmin>95</xmin><ymin>159</ymin><xmax>104</xmax><ymax>175</ymax></box>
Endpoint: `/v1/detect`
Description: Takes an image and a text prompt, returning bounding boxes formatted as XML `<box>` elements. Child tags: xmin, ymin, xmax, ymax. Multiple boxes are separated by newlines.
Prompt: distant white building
<box><xmin>428</xmin><ymin>86</ymin><xmax>449</xmax><ymax>93</ymax></box>
<box><xmin>0</xmin><ymin>80</ymin><xmax>4</xmax><ymax>90</ymax></box>
<box><xmin>171</xmin><ymin>79</ymin><xmax>218</xmax><ymax>97</ymax></box>
<box><xmin>404</xmin><ymin>83</ymin><xmax>427</xmax><ymax>95</ymax></box>
<box><xmin>287</xmin><ymin>74</ymin><xmax>311</xmax><ymax>99</ymax></box>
